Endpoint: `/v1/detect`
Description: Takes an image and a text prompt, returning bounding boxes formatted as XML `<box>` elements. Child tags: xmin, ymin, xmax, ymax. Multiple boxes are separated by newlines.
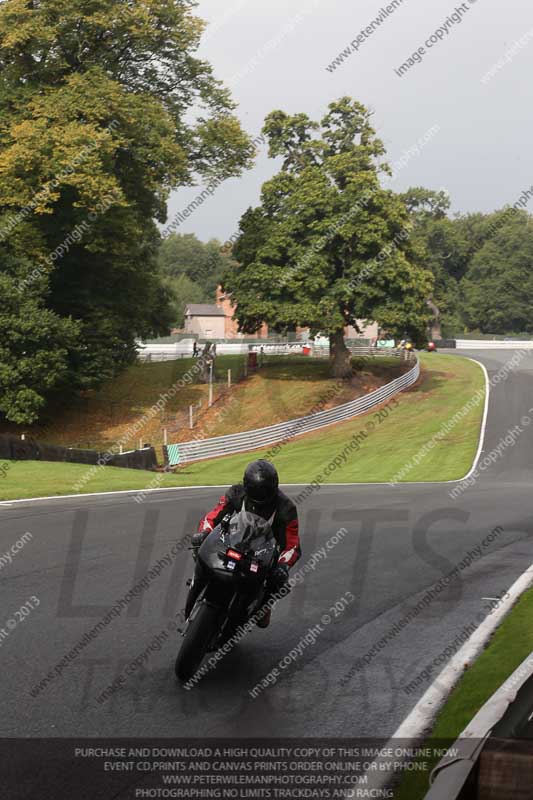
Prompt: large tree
<box><xmin>225</xmin><ymin>98</ymin><xmax>433</xmax><ymax>377</ymax></box>
<box><xmin>0</xmin><ymin>0</ymin><xmax>252</xmax><ymax>421</ymax></box>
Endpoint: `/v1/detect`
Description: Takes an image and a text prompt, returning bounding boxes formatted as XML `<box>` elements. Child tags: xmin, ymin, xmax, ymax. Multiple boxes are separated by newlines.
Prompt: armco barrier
<box><xmin>423</xmin><ymin>651</ymin><xmax>533</xmax><ymax>799</ymax></box>
<box><xmin>165</xmin><ymin>355</ymin><xmax>419</xmax><ymax>466</ymax></box>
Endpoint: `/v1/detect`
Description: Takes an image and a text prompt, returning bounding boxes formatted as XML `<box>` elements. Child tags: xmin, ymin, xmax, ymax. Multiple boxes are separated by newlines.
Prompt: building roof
<box><xmin>185</xmin><ymin>304</ymin><xmax>225</xmax><ymax>317</ymax></box>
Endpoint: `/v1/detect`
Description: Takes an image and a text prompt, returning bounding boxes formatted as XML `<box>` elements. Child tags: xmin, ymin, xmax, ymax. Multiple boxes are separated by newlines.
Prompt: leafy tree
<box><xmin>460</xmin><ymin>211</ymin><xmax>533</xmax><ymax>333</ymax></box>
<box><xmin>157</xmin><ymin>233</ymin><xmax>237</xmax><ymax>326</ymax></box>
<box><xmin>402</xmin><ymin>188</ymin><xmax>467</xmax><ymax>337</ymax></box>
<box><xmin>224</xmin><ymin>98</ymin><xmax>433</xmax><ymax>376</ymax></box>
<box><xmin>0</xmin><ymin>236</ymin><xmax>79</xmax><ymax>424</ymax></box>
<box><xmin>232</xmin><ymin>207</ymin><xmax>272</xmax><ymax>267</ymax></box>
<box><xmin>158</xmin><ymin>233</ymin><xmax>231</xmax><ymax>297</ymax></box>
<box><xmin>0</xmin><ymin>0</ymin><xmax>252</xmax><ymax>421</ymax></box>
<box><xmin>452</xmin><ymin>212</ymin><xmax>497</xmax><ymax>273</ymax></box>
<box><xmin>403</xmin><ymin>189</ymin><xmax>533</xmax><ymax>337</ymax></box>
<box><xmin>164</xmin><ymin>273</ymin><xmax>207</xmax><ymax>328</ymax></box>
<box><xmin>402</xmin><ymin>187</ymin><xmax>450</xmax><ymax>220</ymax></box>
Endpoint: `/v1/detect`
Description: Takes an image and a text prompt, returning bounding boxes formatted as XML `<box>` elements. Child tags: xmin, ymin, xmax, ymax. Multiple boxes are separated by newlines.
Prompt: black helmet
<box><xmin>243</xmin><ymin>460</ymin><xmax>279</xmax><ymax>506</ymax></box>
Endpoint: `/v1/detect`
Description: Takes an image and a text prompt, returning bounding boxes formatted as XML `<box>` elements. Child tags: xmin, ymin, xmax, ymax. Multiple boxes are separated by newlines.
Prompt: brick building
<box><xmin>215</xmin><ymin>287</ymin><xmax>269</xmax><ymax>339</ymax></box>
<box><xmin>182</xmin><ymin>288</ymin><xmax>378</xmax><ymax>341</ymax></box>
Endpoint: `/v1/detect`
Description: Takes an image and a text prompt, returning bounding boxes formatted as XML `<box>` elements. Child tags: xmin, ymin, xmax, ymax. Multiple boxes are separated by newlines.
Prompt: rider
<box><xmin>191</xmin><ymin>459</ymin><xmax>301</xmax><ymax>628</ymax></box>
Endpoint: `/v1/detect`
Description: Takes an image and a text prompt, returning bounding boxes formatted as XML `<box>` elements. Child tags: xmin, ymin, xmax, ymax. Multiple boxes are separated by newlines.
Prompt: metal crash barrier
<box><xmin>165</xmin><ymin>355</ymin><xmax>419</xmax><ymax>466</ymax></box>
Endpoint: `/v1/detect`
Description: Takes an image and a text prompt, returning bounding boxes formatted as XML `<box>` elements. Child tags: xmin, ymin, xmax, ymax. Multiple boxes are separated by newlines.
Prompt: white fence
<box><xmin>138</xmin><ymin>351</ymin><xmax>191</xmax><ymax>362</ymax></box>
<box><xmin>138</xmin><ymin>340</ymin><xmax>407</xmax><ymax>362</ymax></box>
<box><xmin>455</xmin><ymin>339</ymin><xmax>533</xmax><ymax>349</ymax></box>
<box><xmin>138</xmin><ymin>341</ymin><xmax>322</xmax><ymax>360</ymax></box>
<box><xmin>165</xmin><ymin>355</ymin><xmax>419</xmax><ymax>466</ymax></box>
<box><xmin>138</xmin><ymin>340</ymin><xmax>198</xmax><ymax>361</ymax></box>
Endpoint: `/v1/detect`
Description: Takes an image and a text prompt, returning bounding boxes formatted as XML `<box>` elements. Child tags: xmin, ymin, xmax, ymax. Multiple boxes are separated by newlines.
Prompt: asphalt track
<box><xmin>1</xmin><ymin>349</ymin><xmax>533</xmax><ymax>746</ymax></box>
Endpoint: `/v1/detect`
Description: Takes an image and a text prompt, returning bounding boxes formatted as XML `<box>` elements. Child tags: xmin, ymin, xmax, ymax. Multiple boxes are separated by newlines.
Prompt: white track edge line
<box><xmin>394</xmin><ymin>562</ymin><xmax>533</xmax><ymax>738</ymax></box>
<box><xmin>0</xmin><ymin>356</ymin><xmax>490</xmax><ymax>506</ymax></box>
<box><xmin>456</xmin><ymin>358</ymin><xmax>490</xmax><ymax>484</ymax></box>
<box><xmin>362</xmin><ymin>561</ymin><xmax>533</xmax><ymax>794</ymax></box>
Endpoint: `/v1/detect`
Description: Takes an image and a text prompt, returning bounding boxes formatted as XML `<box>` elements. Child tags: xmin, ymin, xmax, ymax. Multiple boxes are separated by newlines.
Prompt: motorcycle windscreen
<box><xmin>225</xmin><ymin>506</ymin><xmax>277</xmax><ymax>567</ymax></box>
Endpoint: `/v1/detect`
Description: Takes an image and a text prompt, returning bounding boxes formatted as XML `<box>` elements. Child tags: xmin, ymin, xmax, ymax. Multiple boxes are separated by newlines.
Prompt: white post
<box><xmin>209</xmin><ymin>362</ymin><xmax>213</xmax><ymax>407</ymax></box>
<box><xmin>164</xmin><ymin>428</ymin><xmax>168</xmax><ymax>445</ymax></box>
<box><xmin>120</xmin><ymin>444</ymin><xmax>123</xmax><ymax>454</ymax></box>
<box><xmin>228</xmin><ymin>369</ymin><xmax>231</xmax><ymax>388</ymax></box>
<box><xmin>189</xmin><ymin>404</ymin><xmax>194</xmax><ymax>429</ymax></box>
<box><xmin>139</xmin><ymin>438</ymin><xmax>143</xmax><ymax>450</ymax></box>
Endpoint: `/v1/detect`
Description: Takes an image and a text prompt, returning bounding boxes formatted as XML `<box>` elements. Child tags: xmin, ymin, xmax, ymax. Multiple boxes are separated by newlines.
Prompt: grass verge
<box><xmin>396</xmin><ymin>585</ymin><xmax>533</xmax><ymax>799</ymax></box>
<box><xmin>0</xmin><ymin>353</ymin><xmax>484</xmax><ymax>500</ymax></box>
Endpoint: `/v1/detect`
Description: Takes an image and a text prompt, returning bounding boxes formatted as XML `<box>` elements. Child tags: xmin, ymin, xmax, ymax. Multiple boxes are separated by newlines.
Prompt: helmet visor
<box><xmin>246</xmin><ymin>484</ymin><xmax>274</xmax><ymax>505</ymax></box>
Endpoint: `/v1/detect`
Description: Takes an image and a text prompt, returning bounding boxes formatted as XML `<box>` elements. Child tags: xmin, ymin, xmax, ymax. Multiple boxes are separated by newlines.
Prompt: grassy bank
<box><xmin>169</xmin><ymin>353</ymin><xmax>483</xmax><ymax>486</ymax></box>
<box><xmin>0</xmin><ymin>355</ymin><xmax>403</xmax><ymax>458</ymax></box>
<box><xmin>0</xmin><ymin>353</ymin><xmax>485</xmax><ymax>500</ymax></box>
<box><xmin>0</xmin><ymin>356</ymin><xmax>247</xmax><ymax>455</ymax></box>
<box><xmin>172</xmin><ymin>355</ymin><xmax>407</xmax><ymax>442</ymax></box>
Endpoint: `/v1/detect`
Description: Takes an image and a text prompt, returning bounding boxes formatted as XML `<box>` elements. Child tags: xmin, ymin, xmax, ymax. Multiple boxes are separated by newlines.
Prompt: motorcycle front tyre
<box><xmin>175</xmin><ymin>602</ymin><xmax>220</xmax><ymax>684</ymax></box>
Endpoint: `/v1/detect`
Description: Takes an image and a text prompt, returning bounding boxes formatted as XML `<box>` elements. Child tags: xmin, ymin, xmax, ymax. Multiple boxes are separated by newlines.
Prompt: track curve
<box><xmin>1</xmin><ymin>349</ymin><xmax>533</xmax><ymax>741</ymax></box>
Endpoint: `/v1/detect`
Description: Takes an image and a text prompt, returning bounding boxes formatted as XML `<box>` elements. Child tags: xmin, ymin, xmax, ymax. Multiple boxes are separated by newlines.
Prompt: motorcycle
<box><xmin>175</xmin><ymin>503</ymin><xmax>280</xmax><ymax>683</ymax></box>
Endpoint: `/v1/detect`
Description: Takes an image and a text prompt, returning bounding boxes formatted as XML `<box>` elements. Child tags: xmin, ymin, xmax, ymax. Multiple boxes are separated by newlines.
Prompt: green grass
<box><xmin>396</xmin><ymin>586</ymin><xmax>533</xmax><ymax>799</ymax></box>
<box><xmin>0</xmin><ymin>353</ymin><xmax>485</xmax><ymax>500</ymax></box>
<box><xmin>168</xmin><ymin>353</ymin><xmax>485</xmax><ymax>486</ymax></box>
<box><xmin>0</xmin><ymin>460</ymin><xmax>174</xmax><ymax>500</ymax></box>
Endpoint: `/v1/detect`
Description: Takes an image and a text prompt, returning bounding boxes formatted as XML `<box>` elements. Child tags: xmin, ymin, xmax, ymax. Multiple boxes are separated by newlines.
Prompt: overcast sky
<box><xmin>165</xmin><ymin>0</ymin><xmax>533</xmax><ymax>243</ymax></box>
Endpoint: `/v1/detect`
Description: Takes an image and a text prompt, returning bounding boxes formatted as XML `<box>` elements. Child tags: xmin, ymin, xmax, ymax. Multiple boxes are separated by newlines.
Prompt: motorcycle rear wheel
<box><xmin>175</xmin><ymin>602</ymin><xmax>219</xmax><ymax>684</ymax></box>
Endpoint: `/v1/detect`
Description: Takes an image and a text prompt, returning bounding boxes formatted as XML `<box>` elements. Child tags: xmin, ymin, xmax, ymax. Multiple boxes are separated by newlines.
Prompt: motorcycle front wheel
<box><xmin>175</xmin><ymin>602</ymin><xmax>220</xmax><ymax>684</ymax></box>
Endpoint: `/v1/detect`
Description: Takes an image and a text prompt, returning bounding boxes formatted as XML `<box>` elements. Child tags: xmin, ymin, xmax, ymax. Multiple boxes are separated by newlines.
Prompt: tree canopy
<box><xmin>402</xmin><ymin>188</ymin><xmax>533</xmax><ymax>338</ymax></box>
<box><xmin>225</xmin><ymin>98</ymin><xmax>434</xmax><ymax>376</ymax></box>
<box><xmin>0</xmin><ymin>0</ymin><xmax>252</xmax><ymax>422</ymax></box>
<box><xmin>0</xmin><ymin>238</ymin><xmax>79</xmax><ymax>424</ymax></box>
<box><xmin>460</xmin><ymin>211</ymin><xmax>533</xmax><ymax>334</ymax></box>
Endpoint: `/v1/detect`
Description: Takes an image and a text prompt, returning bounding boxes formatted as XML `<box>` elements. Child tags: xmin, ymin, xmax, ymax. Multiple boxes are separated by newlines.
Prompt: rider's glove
<box><xmin>220</xmin><ymin>513</ymin><xmax>232</xmax><ymax>533</ymax></box>
<box><xmin>191</xmin><ymin>531</ymin><xmax>207</xmax><ymax>560</ymax></box>
<box><xmin>271</xmin><ymin>563</ymin><xmax>290</xmax><ymax>590</ymax></box>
